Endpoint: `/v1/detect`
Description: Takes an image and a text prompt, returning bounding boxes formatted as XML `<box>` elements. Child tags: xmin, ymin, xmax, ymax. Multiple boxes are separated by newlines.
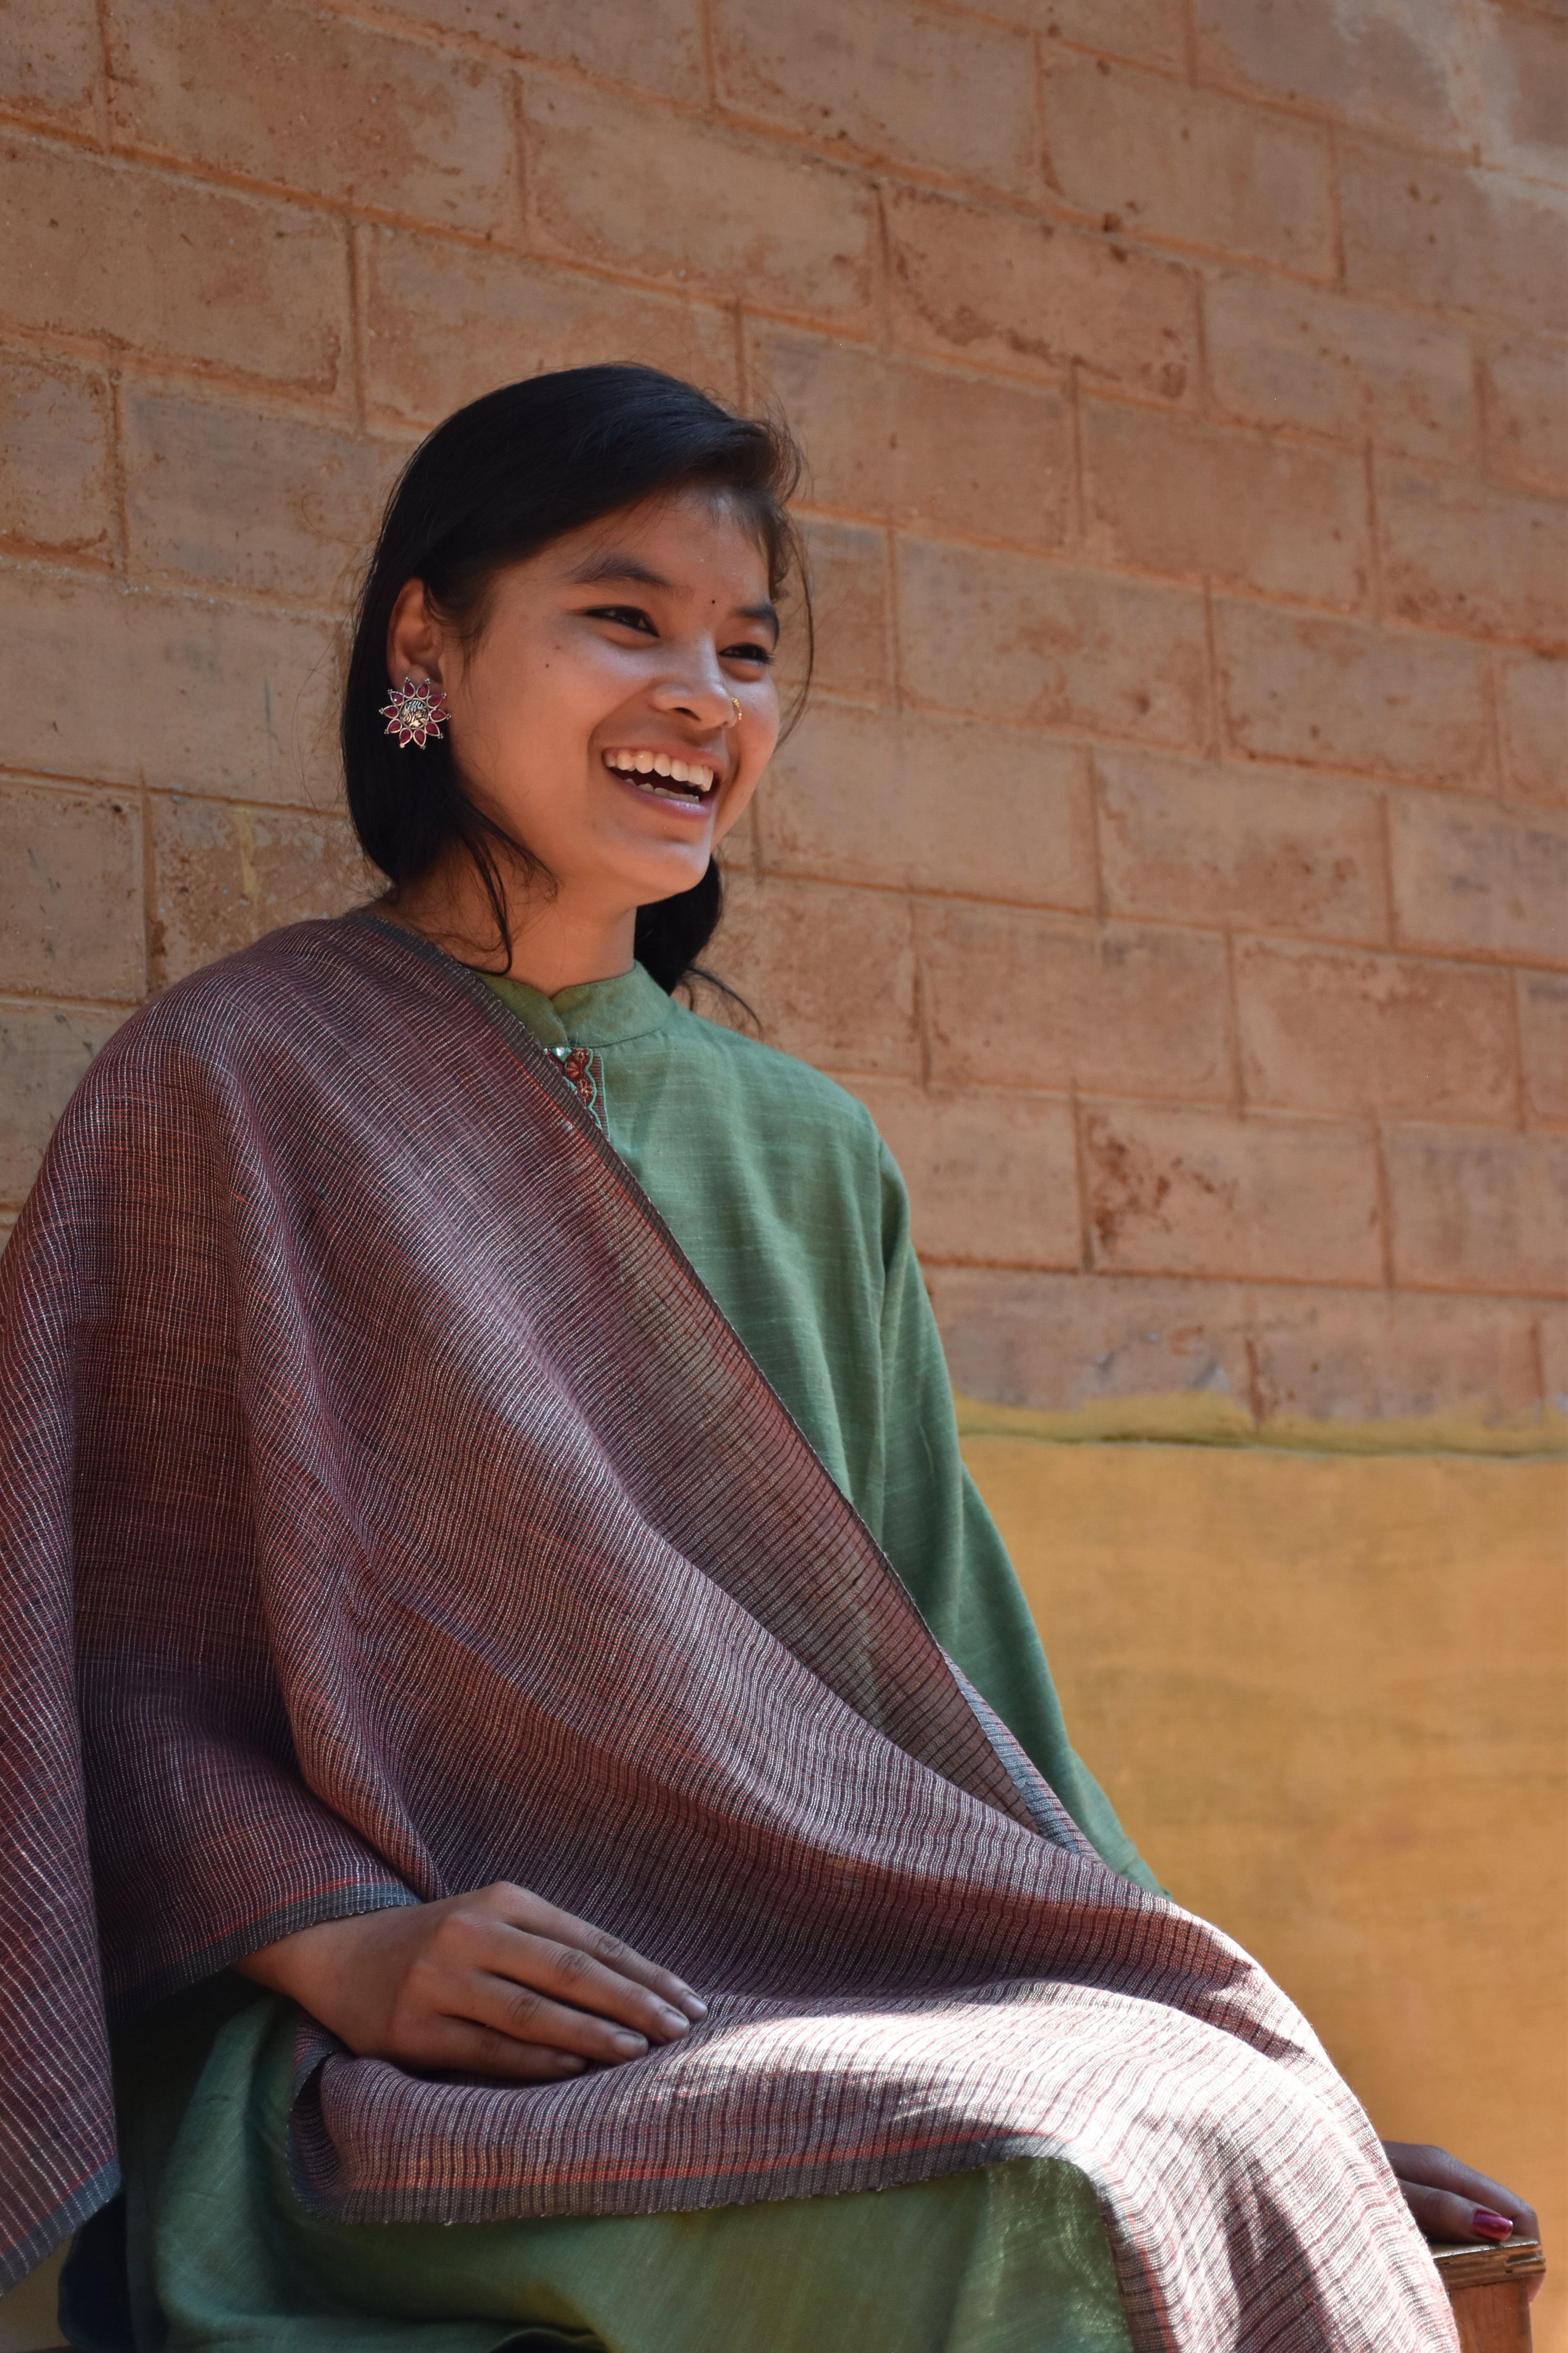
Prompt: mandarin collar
<box><xmin>477</xmin><ymin>960</ymin><xmax>678</xmax><ymax>1052</ymax></box>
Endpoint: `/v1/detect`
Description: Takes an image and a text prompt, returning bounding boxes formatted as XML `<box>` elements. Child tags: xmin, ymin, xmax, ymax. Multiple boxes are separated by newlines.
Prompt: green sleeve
<box><xmin>871</xmin><ymin>1143</ymin><xmax>1162</xmax><ymax>1895</ymax></box>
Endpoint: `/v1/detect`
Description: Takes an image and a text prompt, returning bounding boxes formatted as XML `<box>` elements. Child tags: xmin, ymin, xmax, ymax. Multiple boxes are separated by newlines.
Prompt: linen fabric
<box><xmin>90</xmin><ymin>1977</ymin><xmax>1134</xmax><ymax>2352</ymax></box>
<box><xmin>477</xmin><ymin>957</ymin><xmax>1156</xmax><ymax>1891</ymax></box>
<box><xmin>0</xmin><ymin>914</ymin><xmax>1455</xmax><ymax>2350</ymax></box>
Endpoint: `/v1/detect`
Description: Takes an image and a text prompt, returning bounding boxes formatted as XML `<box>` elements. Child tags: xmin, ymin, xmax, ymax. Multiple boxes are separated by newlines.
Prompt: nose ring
<box><xmin>727</xmin><ymin>695</ymin><xmax>742</xmax><ymax>726</ymax></box>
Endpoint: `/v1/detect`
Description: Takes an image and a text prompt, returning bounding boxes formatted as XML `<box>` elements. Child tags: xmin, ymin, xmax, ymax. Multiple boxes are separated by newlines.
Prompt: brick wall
<box><xmin>2</xmin><ymin>0</ymin><xmax>1564</xmax><ymax>1424</ymax></box>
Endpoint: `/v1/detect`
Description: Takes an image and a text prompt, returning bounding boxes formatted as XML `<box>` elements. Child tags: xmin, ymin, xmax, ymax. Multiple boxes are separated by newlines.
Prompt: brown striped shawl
<box><xmin>0</xmin><ymin>914</ymin><xmax>1455</xmax><ymax>2348</ymax></box>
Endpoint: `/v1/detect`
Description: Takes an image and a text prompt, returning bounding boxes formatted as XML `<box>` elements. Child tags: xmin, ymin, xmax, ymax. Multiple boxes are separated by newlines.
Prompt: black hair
<box><xmin>342</xmin><ymin>364</ymin><xmax>810</xmax><ymax>992</ymax></box>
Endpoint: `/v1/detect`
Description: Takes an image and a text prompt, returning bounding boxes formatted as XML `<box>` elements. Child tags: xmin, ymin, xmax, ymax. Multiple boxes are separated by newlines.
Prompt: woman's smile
<box><xmin>602</xmin><ymin>745</ymin><xmax>723</xmax><ymax>812</ymax></box>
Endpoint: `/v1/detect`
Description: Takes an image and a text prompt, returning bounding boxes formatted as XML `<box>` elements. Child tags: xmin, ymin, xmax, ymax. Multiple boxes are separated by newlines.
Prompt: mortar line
<box><xmin>1372</xmin><ymin>1116</ymin><xmax>1397</xmax><ymax>1289</ymax></box>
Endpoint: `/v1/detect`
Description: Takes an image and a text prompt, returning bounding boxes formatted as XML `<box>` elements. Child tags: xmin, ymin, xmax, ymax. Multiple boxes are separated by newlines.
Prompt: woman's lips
<box><xmin>601</xmin><ymin>748</ymin><xmax>719</xmax><ymax>815</ymax></box>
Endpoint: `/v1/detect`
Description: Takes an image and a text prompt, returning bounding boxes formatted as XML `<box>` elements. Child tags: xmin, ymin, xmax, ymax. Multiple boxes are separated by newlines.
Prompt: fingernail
<box><xmin>677</xmin><ymin>1993</ymin><xmax>708</xmax><ymax>2020</ymax></box>
<box><xmin>1472</xmin><ymin>2210</ymin><xmax>1513</xmax><ymax>2241</ymax></box>
<box><xmin>552</xmin><ymin>2054</ymin><xmax>586</xmax><ymax>2074</ymax></box>
<box><xmin>610</xmin><ymin>2030</ymin><xmax>648</xmax><ymax>2057</ymax></box>
<box><xmin>658</xmin><ymin>2004</ymin><xmax>692</xmax><ymax>2033</ymax></box>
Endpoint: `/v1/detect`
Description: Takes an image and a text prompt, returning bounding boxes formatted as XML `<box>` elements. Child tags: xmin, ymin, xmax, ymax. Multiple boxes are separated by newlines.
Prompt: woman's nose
<box><xmin>650</xmin><ymin>660</ymin><xmax>731</xmax><ymax>729</ymax></box>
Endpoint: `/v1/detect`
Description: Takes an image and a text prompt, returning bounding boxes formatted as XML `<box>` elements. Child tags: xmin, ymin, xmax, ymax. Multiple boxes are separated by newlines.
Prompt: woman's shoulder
<box><xmin>90</xmin><ymin>919</ymin><xmax>361</xmax><ymax>1060</ymax></box>
<box><xmin>667</xmin><ymin>1000</ymin><xmax>883</xmax><ymax>1159</ymax></box>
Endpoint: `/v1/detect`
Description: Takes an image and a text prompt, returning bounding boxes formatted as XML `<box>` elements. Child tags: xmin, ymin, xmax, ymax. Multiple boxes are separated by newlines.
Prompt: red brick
<box><xmin>149</xmin><ymin>796</ymin><xmax>373</xmax><ymax>990</ymax></box>
<box><xmin>708</xmin><ymin>874</ymin><xmax>917</xmax><ymax>1075</ymax></box>
<box><xmin>897</xmin><ymin>539</ymin><xmax>1210</xmax><ymax>747</ymax></box>
<box><xmin>793</xmin><ymin>520</ymin><xmax>890</xmax><ymax>705</ymax></box>
<box><xmin>1519</xmin><ymin>971</ymin><xmax>1568</xmax><ymax>1124</ymax></box>
<box><xmin>1482</xmin><ymin>340</ymin><xmax>1568</xmax><ymax>498</ymax></box>
<box><xmin>1083</xmin><ymin>1103</ymin><xmax>1383</xmax><ymax>1283</ymax></box>
<box><xmin>1040</xmin><ymin>57</ymin><xmax>1336</xmax><ymax>273</ymax></box>
<box><xmin>925</xmin><ymin>1265</ymin><xmax>1542</xmax><ymax>1420</ymax></box>
<box><xmin>883</xmin><ymin>183</ymin><xmax>1199</xmax><ymax>405</ymax></box>
<box><xmin>0</xmin><ymin>351</ymin><xmax>113</xmax><ymax>562</ymax></box>
<box><xmin>1215</xmin><ymin>599</ymin><xmax>1492</xmax><ymax>788</ymax></box>
<box><xmin>361</xmin><ymin>228</ymin><xmax>739</xmax><ymax>429</ymax></box>
<box><xmin>0</xmin><ymin>1000</ymin><xmax>127</xmax><ymax>1207</ymax></box>
<box><xmin>1081</xmin><ymin>401</ymin><xmax>1370</xmax><ymax>608</ymax></box>
<box><xmin>1498</xmin><ymin>655</ymin><xmax>1568</xmax><ymax>811</ymax></box>
<box><xmin>122</xmin><ymin>385</ymin><xmax>401</xmax><ymax>606</ymax></box>
<box><xmin>362</xmin><ymin>0</ymin><xmax>704</xmax><ymax>100</ymax></box>
<box><xmin>752</xmin><ymin>331</ymin><xmax>1070</xmax><ymax>550</ymax></box>
<box><xmin>918</xmin><ymin>902</ymin><xmax>1231</xmax><ymax>1100</ymax></box>
<box><xmin>1376</xmin><ymin>461</ymin><xmax>1566</xmax><ymax>648</ymax></box>
<box><xmin>1236</xmin><ymin>939</ymin><xmax>1515</xmax><ymax>1122</ymax></box>
<box><xmin>844</xmin><ymin>1081</ymin><xmax>1081</xmax><ymax>1268</ymax></box>
<box><xmin>1246</xmin><ymin>1288</ymin><xmax>1543</xmax><ymax>1423</ymax></box>
<box><xmin>1385</xmin><ymin>1125</ymin><xmax>1568</xmax><ymax>1295</ymax></box>
<box><xmin>1339</xmin><ymin>142</ymin><xmax>1568</xmax><ymax>336</ymax></box>
<box><xmin>0</xmin><ymin>0</ymin><xmax>98</xmax><ymax>131</ymax></box>
<box><xmin>523</xmin><ymin>79</ymin><xmax>878</xmax><ymax>327</ymax></box>
<box><xmin>1095</xmin><ymin>747</ymin><xmax>1387</xmax><ymax>942</ymax></box>
<box><xmin>926</xmin><ymin>1264</ymin><xmax>1258</xmax><ymax>1408</ymax></box>
<box><xmin>762</xmin><ymin>703</ymin><xmax>1095</xmax><ymax>907</ymax></box>
<box><xmin>1192</xmin><ymin>0</ymin><xmax>1470</xmax><ymax>146</ymax></box>
<box><xmin>994</xmin><ymin>0</ymin><xmax>1184</xmax><ymax>70</ymax></box>
<box><xmin>0</xmin><ymin>136</ymin><xmax>350</xmax><ymax>397</ymax></box>
<box><xmin>0</xmin><ymin>781</ymin><xmax>143</xmax><ymax>1001</ymax></box>
<box><xmin>1390</xmin><ymin>794</ymin><xmax>1568</xmax><ymax>966</ymax></box>
<box><xmin>0</xmin><ymin>562</ymin><xmax>340</xmax><ymax>807</ymax></box>
<box><xmin>713</xmin><ymin>0</ymin><xmax>1038</xmax><ymax>195</ymax></box>
<box><xmin>106</xmin><ymin>0</ymin><xmax>515</xmax><ymax>234</ymax></box>
<box><xmin>1203</xmin><ymin>272</ymin><xmax>1475</xmax><ymax>467</ymax></box>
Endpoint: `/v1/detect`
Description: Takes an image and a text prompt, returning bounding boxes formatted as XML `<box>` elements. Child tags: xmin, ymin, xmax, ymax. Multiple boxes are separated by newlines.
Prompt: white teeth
<box><xmin>603</xmin><ymin>748</ymin><xmax>715</xmax><ymax>796</ymax></box>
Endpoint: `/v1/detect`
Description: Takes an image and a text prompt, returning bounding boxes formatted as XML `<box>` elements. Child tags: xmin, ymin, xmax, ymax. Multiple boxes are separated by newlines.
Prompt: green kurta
<box><xmin>64</xmin><ymin>964</ymin><xmax>1149</xmax><ymax>2353</ymax></box>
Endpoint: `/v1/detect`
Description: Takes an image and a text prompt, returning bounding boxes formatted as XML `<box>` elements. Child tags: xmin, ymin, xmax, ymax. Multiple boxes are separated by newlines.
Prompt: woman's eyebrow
<box><xmin>568</xmin><ymin>552</ymin><xmax>670</xmax><ymax>589</ymax></box>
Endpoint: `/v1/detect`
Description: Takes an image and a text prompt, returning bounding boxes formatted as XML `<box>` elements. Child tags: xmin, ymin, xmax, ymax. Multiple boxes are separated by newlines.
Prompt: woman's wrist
<box><xmin>233</xmin><ymin>1906</ymin><xmax>391</xmax><ymax>2008</ymax></box>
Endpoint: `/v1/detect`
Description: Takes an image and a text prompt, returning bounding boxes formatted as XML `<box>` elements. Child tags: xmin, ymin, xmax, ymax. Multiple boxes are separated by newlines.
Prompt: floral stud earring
<box><xmin>380</xmin><ymin>676</ymin><xmax>449</xmax><ymax>749</ymax></box>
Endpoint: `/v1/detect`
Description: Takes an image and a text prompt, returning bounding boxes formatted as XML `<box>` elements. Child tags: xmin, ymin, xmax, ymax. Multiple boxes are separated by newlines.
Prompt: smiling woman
<box><xmin>339</xmin><ymin>367</ymin><xmax>804</xmax><ymax>1006</ymax></box>
<box><xmin>0</xmin><ymin>370</ymin><xmax>1536</xmax><ymax>2353</ymax></box>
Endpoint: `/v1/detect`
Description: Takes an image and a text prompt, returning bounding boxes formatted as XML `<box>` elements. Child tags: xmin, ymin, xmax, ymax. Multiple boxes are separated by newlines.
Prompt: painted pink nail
<box><xmin>1472</xmin><ymin>2209</ymin><xmax>1513</xmax><ymax>2241</ymax></box>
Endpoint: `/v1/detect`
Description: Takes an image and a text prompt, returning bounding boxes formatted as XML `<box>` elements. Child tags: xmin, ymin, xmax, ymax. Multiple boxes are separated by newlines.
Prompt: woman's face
<box><xmin>387</xmin><ymin>488</ymin><xmax>782</xmax><ymax>924</ymax></box>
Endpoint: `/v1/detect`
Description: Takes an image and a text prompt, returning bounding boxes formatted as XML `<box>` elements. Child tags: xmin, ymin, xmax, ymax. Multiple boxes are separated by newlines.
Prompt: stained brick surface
<box><xmin>2</xmin><ymin>0</ymin><xmax>1562</xmax><ymax>1423</ymax></box>
<box><xmin>1095</xmin><ymin>749</ymin><xmax>1387</xmax><ymax>942</ymax></box>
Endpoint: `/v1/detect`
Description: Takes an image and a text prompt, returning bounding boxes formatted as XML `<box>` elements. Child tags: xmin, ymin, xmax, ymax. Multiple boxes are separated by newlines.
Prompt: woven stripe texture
<box><xmin>0</xmin><ymin>917</ymin><xmax>1456</xmax><ymax>2348</ymax></box>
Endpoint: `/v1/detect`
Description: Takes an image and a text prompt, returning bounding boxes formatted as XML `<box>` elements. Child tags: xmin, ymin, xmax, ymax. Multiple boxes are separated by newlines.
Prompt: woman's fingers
<box><xmin>419</xmin><ymin>1914</ymin><xmax>694</xmax><ymax>2049</ymax></box>
<box><xmin>407</xmin><ymin>2014</ymin><xmax>593</xmax><ymax>2083</ymax></box>
<box><xmin>1383</xmin><ymin>2141</ymin><xmax>1540</xmax><ymax>2249</ymax></box>
<box><xmin>1395</xmin><ymin>2179</ymin><xmax>1511</xmax><ymax>2245</ymax></box>
<box><xmin>481</xmin><ymin>1885</ymin><xmax>707</xmax><ymax>2021</ymax></box>
<box><xmin>417</xmin><ymin>1947</ymin><xmax>670</xmax><ymax>2067</ymax></box>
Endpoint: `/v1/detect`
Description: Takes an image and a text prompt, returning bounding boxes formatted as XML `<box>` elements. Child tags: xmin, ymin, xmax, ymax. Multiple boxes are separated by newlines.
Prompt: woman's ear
<box><xmin>386</xmin><ymin>578</ymin><xmax>446</xmax><ymax>688</ymax></box>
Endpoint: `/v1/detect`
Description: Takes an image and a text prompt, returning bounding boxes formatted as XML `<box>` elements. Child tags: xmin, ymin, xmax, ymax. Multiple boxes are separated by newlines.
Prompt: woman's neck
<box><xmin>379</xmin><ymin>857</ymin><xmax>638</xmax><ymax>997</ymax></box>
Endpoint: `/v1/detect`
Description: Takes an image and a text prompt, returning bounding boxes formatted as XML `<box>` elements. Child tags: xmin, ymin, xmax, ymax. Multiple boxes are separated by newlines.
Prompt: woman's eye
<box><xmin>722</xmin><ymin>641</ymin><xmax>774</xmax><ymax>667</ymax></box>
<box><xmin>585</xmin><ymin>605</ymin><xmax>657</xmax><ymax>636</ymax></box>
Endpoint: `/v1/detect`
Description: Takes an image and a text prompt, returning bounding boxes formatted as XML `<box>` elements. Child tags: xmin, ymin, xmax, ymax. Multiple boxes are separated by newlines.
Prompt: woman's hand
<box><xmin>1382</xmin><ymin>2141</ymin><xmax>1542</xmax><ymax>2291</ymax></box>
<box><xmin>235</xmin><ymin>1882</ymin><xmax>706</xmax><ymax>2081</ymax></box>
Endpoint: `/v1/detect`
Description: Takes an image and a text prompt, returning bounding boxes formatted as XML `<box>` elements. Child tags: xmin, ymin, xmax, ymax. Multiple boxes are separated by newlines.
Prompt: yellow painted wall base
<box><xmin>963</xmin><ymin>1427</ymin><xmax>1567</xmax><ymax>2351</ymax></box>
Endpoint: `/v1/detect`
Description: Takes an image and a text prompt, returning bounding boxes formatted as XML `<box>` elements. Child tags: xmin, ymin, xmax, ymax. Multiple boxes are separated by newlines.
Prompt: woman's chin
<box><xmin>606</xmin><ymin>834</ymin><xmax>716</xmax><ymax>907</ymax></box>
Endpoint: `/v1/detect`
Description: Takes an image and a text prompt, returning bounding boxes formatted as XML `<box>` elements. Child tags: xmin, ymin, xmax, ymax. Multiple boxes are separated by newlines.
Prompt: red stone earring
<box><xmin>380</xmin><ymin>676</ymin><xmax>449</xmax><ymax>749</ymax></box>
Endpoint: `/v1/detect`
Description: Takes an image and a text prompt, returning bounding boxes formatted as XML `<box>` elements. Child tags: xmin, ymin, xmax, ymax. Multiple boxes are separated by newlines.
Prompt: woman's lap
<box><xmin>66</xmin><ymin>1980</ymin><xmax>1132</xmax><ymax>2353</ymax></box>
